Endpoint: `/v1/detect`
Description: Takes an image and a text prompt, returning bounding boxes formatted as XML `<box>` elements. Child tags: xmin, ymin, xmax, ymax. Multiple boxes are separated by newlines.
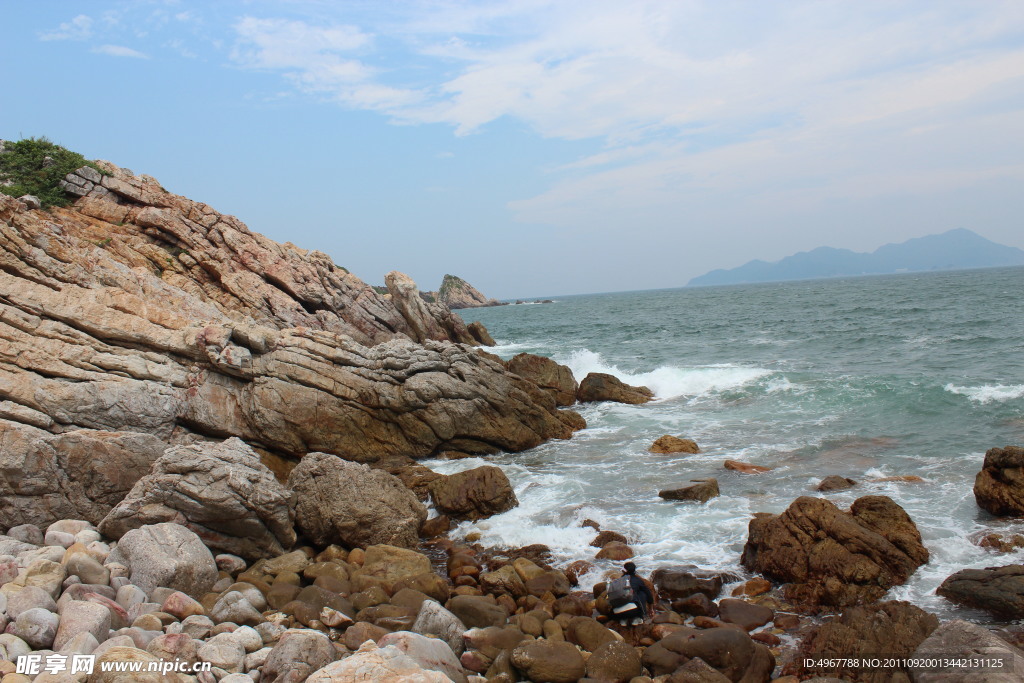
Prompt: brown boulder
<box><xmin>936</xmin><ymin>564</ymin><xmax>1024</xmax><ymax>619</ymax></box>
<box><xmin>652</xmin><ymin>567</ymin><xmax>738</xmax><ymax>600</ymax></box>
<box><xmin>586</xmin><ymin>640</ymin><xmax>643</xmax><ymax>683</ymax></box>
<box><xmin>511</xmin><ymin>639</ymin><xmax>586</xmax><ymax>683</ymax></box>
<box><xmin>590</xmin><ymin>529</ymin><xmax>629</xmax><ymax>547</ymax></box>
<box><xmin>446</xmin><ymin>594</ymin><xmax>508</xmax><ymax>628</ymax></box>
<box><xmin>740</xmin><ymin>495</ymin><xmax>929</xmax><ymax>609</ymax></box>
<box><xmin>650</xmin><ymin>435</ymin><xmax>700</xmax><ymax>454</ymax></box>
<box><xmin>788</xmin><ymin>600</ymin><xmax>938</xmax><ymax>682</ymax></box>
<box><xmin>723</xmin><ymin>460</ymin><xmax>771</xmax><ymax>474</ymax></box>
<box><xmin>974</xmin><ymin>446</ymin><xmax>1024</xmax><ymax>516</ymax></box>
<box><xmin>716</xmin><ymin>599</ymin><xmax>773</xmax><ymax>631</ymax></box>
<box><xmin>595</xmin><ymin>541</ymin><xmax>635</xmax><ymax>560</ymax></box>
<box><xmin>641</xmin><ymin>627</ymin><xmax>774</xmax><ymax>681</ymax></box>
<box><xmin>577</xmin><ymin>372</ymin><xmax>654</xmax><ymax>404</ymax></box>
<box><xmin>467</xmin><ymin>321</ymin><xmax>496</xmax><ymax>346</ymax></box>
<box><xmin>566</xmin><ymin>616</ymin><xmax>618</xmax><ymax>652</ymax></box>
<box><xmin>816</xmin><ymin>475</ymin><xmax>857</xmax><ymax>492</ymax></box>
<box><xmin>660</xmin><ymin>478</ymin><xmax>720</xmax><ymax>503</ymax></box>
<box><xmin>428</xmin><ymin>465</ymin><xmax>518</xmax><ymax>521</ymax></box>
<box><xmin>288</xmin><ymin>453</ymin><xmax>426</xmax><ymax>549</ymax></box>
<box><xmin>507</xmin><ymin>353</ymin><xmax>578</xmax><ymax>407</ymax></box>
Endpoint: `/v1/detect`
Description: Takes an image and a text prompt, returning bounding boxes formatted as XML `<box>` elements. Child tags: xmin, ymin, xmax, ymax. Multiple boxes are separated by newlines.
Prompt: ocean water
<box><xmin>427</xmin><ymin>266</ymin><xmax>1024</xmax><ymax>622</ymax></box>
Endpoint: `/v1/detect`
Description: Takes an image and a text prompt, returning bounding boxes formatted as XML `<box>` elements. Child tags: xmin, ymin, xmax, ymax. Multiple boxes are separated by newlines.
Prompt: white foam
<box><xmin>561</xmin><ymin>348</ymin><xmax>772</xmax><ymax>400</ymax></box>
<box><xmin>944</xmin><ymin>383</ymin><xmax>1024</xmax><ymax>404</ymax></box>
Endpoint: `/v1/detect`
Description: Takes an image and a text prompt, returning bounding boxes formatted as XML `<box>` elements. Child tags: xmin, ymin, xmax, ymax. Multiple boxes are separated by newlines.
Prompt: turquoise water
<box><xmin>427</xmin><ymin>266</ymin><xmax>1024</xmax><ymax>620</ymax></box>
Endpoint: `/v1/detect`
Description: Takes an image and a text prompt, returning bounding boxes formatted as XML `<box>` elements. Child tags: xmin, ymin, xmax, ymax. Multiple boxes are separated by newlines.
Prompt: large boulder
<box><xmin>0</xmin><ymin>420</ymin><xmax>167</xmax><ymax>529</ymax></box>
<box><xmin>740</xmin><ymin>495</ymin><xmax>929</xmax><ymax>609</ymax></box>
<box><xmin>911</xmin><ymin>620</ymin><xmax>1024</xmax><ymax>682</ymax></box>
<box><xmin>105</xmin><ymin>523</ymin><xmax>218</xmax><ymax>598</ymax></box>
<box><xmin>288</xmin><ymin>452</ymin><xmax>426</xmax><ymax>549</ymax></box>
<box><xmin>356</xmin><ymin>544</ymin><xmax>433</xmax><ymax>592</ymax></box>
<box><xmin>99</xmin><ymin>437</ymin><xmax>296</xmax><ymax>560</ymax></box>
<box><xmin>586</xmin><ymin>640</ymin><xmax>643</xmax><ymax>683</ymax></box>
<box><xmin>261</xmin><ymin>629</ymin><xmax>336</xmax><ymax>683</ymax></box>
<box><xmin>641</xmin><ymin>627</ymin><xmax>774</xmax><ymax>681</ymax></box>
<box><xmin>378</xmin><ymin>631</ymin><xmax>468</xmax><ymax>683</ymax></box>
<box><xmin>428</xmin><ymin>465</ymin><xmax>518</xmax><ymax>521</ymax></box>
<box><xmin>577</xmin><ymin>372</ymin><xmax>654</xmax><ymax>404</ymax></box>
<box><xmin>507</xmin><ymin>353</ymin><xmax>578</xmax><ymax>406</ymax></box>
<box><xmin>788</xmin><ymin>601</ymin><xmax>938</xmax><ymax>682</ymax></box>
<box><xmin>974</xmin><ymin>446</ymin><xmax>1024</xmax><ymax>516</ymax></box>
<box><xmin>936</xmin><ymin>564</ymin><xmax>1024</xmax><ymax>619</ymax></box>
<box><xmin>511</xmin><ymin>639</ymin><xmax>586</xmax><ymax>683</ymax></box>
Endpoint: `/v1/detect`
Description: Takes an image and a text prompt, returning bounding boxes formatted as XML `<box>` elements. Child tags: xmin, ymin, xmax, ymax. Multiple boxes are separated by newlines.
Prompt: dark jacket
<box><xmin>627</xmin><ymin>574</ymin><xmax>654</xmax><ymax>607</ymax></box>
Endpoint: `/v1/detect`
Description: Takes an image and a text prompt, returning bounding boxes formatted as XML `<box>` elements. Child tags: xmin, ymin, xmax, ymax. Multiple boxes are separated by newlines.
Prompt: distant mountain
<box><xmin>688</xmin><ymin>229</ymin><xmax>1024</xmax><ymax>286</ymax></box>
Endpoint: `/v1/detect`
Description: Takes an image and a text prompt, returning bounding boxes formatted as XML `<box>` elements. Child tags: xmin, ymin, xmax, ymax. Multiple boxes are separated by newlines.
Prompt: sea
<box><xmin>423</xmin><ymin>266</ymin><xmax>1024</xmax><ymax>623</ymax></box>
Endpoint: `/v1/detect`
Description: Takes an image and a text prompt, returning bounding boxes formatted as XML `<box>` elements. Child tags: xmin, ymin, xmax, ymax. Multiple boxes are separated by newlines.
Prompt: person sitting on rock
<box><xmin>608</xmin><ymin>561</ymin><xmax>655</xmax><ymax>626</ymax></box>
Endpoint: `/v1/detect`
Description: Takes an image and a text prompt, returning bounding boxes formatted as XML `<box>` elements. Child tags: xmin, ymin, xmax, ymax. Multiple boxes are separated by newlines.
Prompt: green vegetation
<box><xmin>0</xmin><ymin>137</ymin><xmax>103</xmax><ymax>208</ymax></box>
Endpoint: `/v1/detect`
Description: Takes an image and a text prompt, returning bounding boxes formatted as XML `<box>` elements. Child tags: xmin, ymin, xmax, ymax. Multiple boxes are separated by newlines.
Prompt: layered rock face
<box><xmin>0</xmin><ymin>165</ymin><xmax>578</xmax><ymax>529</ymax></box>
<box><xmin>741</xmin><ymin>495</ymin><xmax>929</xmax><ymax>609</ymax></box>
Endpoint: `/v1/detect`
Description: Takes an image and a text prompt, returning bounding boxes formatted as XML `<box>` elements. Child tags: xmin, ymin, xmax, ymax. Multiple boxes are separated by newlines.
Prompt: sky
<box><xmin>3</xmin><ymin>1</ymin><xmax>1024</xmax><ymax>298</ymax></box>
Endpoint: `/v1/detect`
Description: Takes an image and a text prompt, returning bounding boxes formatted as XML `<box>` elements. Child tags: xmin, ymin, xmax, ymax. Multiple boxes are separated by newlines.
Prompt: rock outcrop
<box><xmin>288</xmin><ymin>452</ymin><xmax>427</xmax><ymax>549</ymax></box>
<box><xmin>741</xmin><ymin>495</ymin><xmax>929</xmax><ymax>609</ymax></box>
<box><xmin>436</xmin><ymin>274</ymin><xmax>502</xmax><ymax>309</ymax></box>
<box><xmin>577</xmin><ymin>372</ymin><xmax>654</xmax><ymax>404</ymax></box>
<box><xmin>974</xmin><ymin>445</ymin><xmax>1024</xmax><ymax>516</ymax></box>
<box><xmin>0</xmin><ymin>164</ymin><xmax>579</xmax><ymax>529</ymax></box>
<box><xmin>936</xmin><ymin>564</ymin><xmax>1024</xmax><ymax>619</ymax></box>
<box><xmin>98</xmin><ymin>438</ymin><xmax>296</xmax><ymax>560</ymax></box>
<box><xmin>506</xmin><ymin>353</ymin><xmax>578</xmax><ymax>407</ymax></box>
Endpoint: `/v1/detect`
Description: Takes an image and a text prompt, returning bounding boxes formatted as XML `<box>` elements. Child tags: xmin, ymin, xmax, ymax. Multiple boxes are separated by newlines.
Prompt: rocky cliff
<box><xmin>0</xmin><ymin>158</ymin><xmax>580</xmax><ymax>528</ymax></box>
<box><xmin>436</xmin><ymin>274</ymin><xmax>502</xmax><ymax>309</ymax></box>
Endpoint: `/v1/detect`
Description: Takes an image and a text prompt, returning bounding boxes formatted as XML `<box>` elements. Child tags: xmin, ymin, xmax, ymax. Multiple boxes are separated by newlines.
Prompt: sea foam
<box><xmin>562</xmin><ymin>348</ymin><xmax>771</xmax><ymax>400</ymax></box>
<box><xmin>944</xmin><ymin>383</ymin><xmax>1024</xmax><ymax>403</ymax></box>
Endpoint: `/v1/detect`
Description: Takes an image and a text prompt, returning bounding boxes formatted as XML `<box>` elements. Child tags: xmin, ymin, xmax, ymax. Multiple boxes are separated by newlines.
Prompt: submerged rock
<box><xmin>741</xmin><ymin>495</ymin><xmax>929</xmax><ymax>609</ymax></box>
<box><xmin>659</xmin><ymin>478</ymin><xmax>720</xmax><ymax>503</ymax></box>
<box><xmin>817</xmin><ymin>475</ymin><xmax>857</xmax><ymax>492</ymax></box>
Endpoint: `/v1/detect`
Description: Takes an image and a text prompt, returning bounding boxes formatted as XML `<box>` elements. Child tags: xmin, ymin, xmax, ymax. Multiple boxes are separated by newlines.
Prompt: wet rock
<box><xmin>566</xmin><ymin>616</ymin><xmax>618</xmax><ymax>652</ymax></box>
<box><xmin>652</xmin><ymin>568</ymin><xmax>736</xmax><ymax>600</ymax></box>
<box><xmin>99</xmin><ymin>438</ymin><xmax>296</xmax><ymax>560</ymax></box>
<box><xmin>511</xmin><ymin>639</ymin><xmax>586</xmax><ymax>683</ymax></box>
<box><xmin>672</xmin><ymin>593</ymin><xmax>719</xmax><ymax>618</ymax></box>
<box><xmin>507</xmin><ymin>353</ymin><xmax>578</xmax><ymax>407</ymax></box>
<box><xmin>641</xmin><ymin>627</ymin><xmax>774</xmax><ymax>681</ymax></box>
<box><xmin>659</xmin><ymin>478</ymin><xmax>720</xmax><ymax>503</ymax></box>
<box><xmin>717</xmin><ymin>599</ymin><xmax>773</xmax><ymax>631</ymax></box>
<box><xmin>577</xmin><ymin>373</ymin><xmax>654</xmax><ymax>404</ymax></box>
<box><xmin>428</xmin><ymin>466</ymin><xmax>518</xmax><ymax>521</ymax></box>
<box><xmin>731</xmin><ymin>577</ymin><xmax>772</xmax><ymax>597</ymax></box>
<box><xmin>595</xmin><ymin>541</ymin><xmax>635</xmax><ymax>561</ymax></box>
<box><xmin>105</xmin><ymin>523</ymin><xmax>218</xmax><ymax>599</ymax></box>
<box><xmin>586</xmin><ymin>640</ymin><xmax>643</xmax><ymax>683</ymax></box>
<box><xmin>446</xmin><ymin>595</ymin><xmax>508</xmax><ymax>629</ymax></box>
<box><xmin>724</xmin><ymin>460</ymin><xmax>771</xmax><ymax>474</ymax></box>
<box><xmin>817</xmin><ymin>475</ymin><xmax>857</xmax><ymax>492</ymax></box>
<box><xmin>650</xmin><ymin>435</ymin><xmax>700</xmax><ymax>454</ymax></box>
<box><xmin>974</xmin><ymin>446</ymin><xmax>1024</xmax><ymax>516</ymax></box>
<box><xmin>741</xmin><ymin>495</ymin><xmax>929</xmax><ymax>609</ymax></box>
<box><xmin>790</xmin><ymin>601</ymin><xmax>938</xmax><ymax>682</ymax></box>
<box><xmin>936</xmin><ymin>564</ymin><xmax>1024</xmax><ymax>619</ymax></box>
<box><xmin>589</xmin><ymin>530</ymin><xmax>628</xmax><ymax>547</ymax></box>
<box><xmin>288</xmin><ymin>453</ymin><xmax>427</xmax><ymax>549</ymax></box>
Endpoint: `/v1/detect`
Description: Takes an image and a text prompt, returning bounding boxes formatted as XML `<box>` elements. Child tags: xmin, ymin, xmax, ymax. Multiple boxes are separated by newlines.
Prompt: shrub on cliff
<box><xmin>0</xmin><ymin>136</ymin><xmax>102</xmax><ymax>207</ymax></box>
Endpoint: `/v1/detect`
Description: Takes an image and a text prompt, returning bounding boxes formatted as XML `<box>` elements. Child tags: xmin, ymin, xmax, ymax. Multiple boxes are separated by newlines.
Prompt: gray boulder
<box><xmin>288</xmin><ymin>452</ymin><xmax>426</xmax><ymax>549</ymax></box>
<box><xmin>412</xmin><ymin>599</ymin><xmax>468</xmax><ymax>656</ymax></box>
<box><xmin>106</xmin><ymin>523</ymin><xmax>217</xmax><ymax>598</ymax></box>
<box><xmin>100</xmin><ymin>438</ymin><xmax>296</xmax><ymax>560</ymax></box>
<box><xmin>53</xmin><ymin>600</ymin><xmax>111</xmax><ymax>651</ymax></box>
<box><xmin>260</xmin><ymin>628</ymin><xmax>336</xmax><ymax>683</ymax></box>
<box><xmin>12</xmin><ymin>607</ymin><xmax>59</xmax><ymax>649</ymax></box>
<box><xmin>912</xmin><ymin>619</ymin><xmax>1024</xmax><ymax>682</ymax></box>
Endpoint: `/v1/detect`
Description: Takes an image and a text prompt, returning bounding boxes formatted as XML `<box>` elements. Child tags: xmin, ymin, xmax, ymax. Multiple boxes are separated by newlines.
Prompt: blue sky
<box><xmin>3</xmin><ymin>1</ymin><xmax>1024</xmax><ymax>297</ymax></box>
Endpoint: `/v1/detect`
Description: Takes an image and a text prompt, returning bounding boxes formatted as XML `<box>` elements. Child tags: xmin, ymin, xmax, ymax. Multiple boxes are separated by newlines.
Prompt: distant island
<box><xmin>688</xmin><ymin>228</ymin><xmax>1024</xmax><ymax>286</ymax></box>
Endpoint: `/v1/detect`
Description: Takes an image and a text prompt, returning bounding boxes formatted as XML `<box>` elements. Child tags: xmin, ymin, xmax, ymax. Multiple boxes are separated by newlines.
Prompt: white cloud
<box><xmin>92</xmin><ymin>45</ymin><xmax>150</xmax><ymax>59</ymax></box>
<box><xmin>39</xmin><ymin>14</ymin><xmax>93</xmax><ymax>41</ymax></box>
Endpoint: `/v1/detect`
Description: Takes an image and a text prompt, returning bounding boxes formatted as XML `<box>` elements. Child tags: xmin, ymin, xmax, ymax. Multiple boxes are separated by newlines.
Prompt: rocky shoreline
<box><xmin>2</xmin><ymin>149</ymin><xmax>1024</xmax><ymax>681</ymax></box>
